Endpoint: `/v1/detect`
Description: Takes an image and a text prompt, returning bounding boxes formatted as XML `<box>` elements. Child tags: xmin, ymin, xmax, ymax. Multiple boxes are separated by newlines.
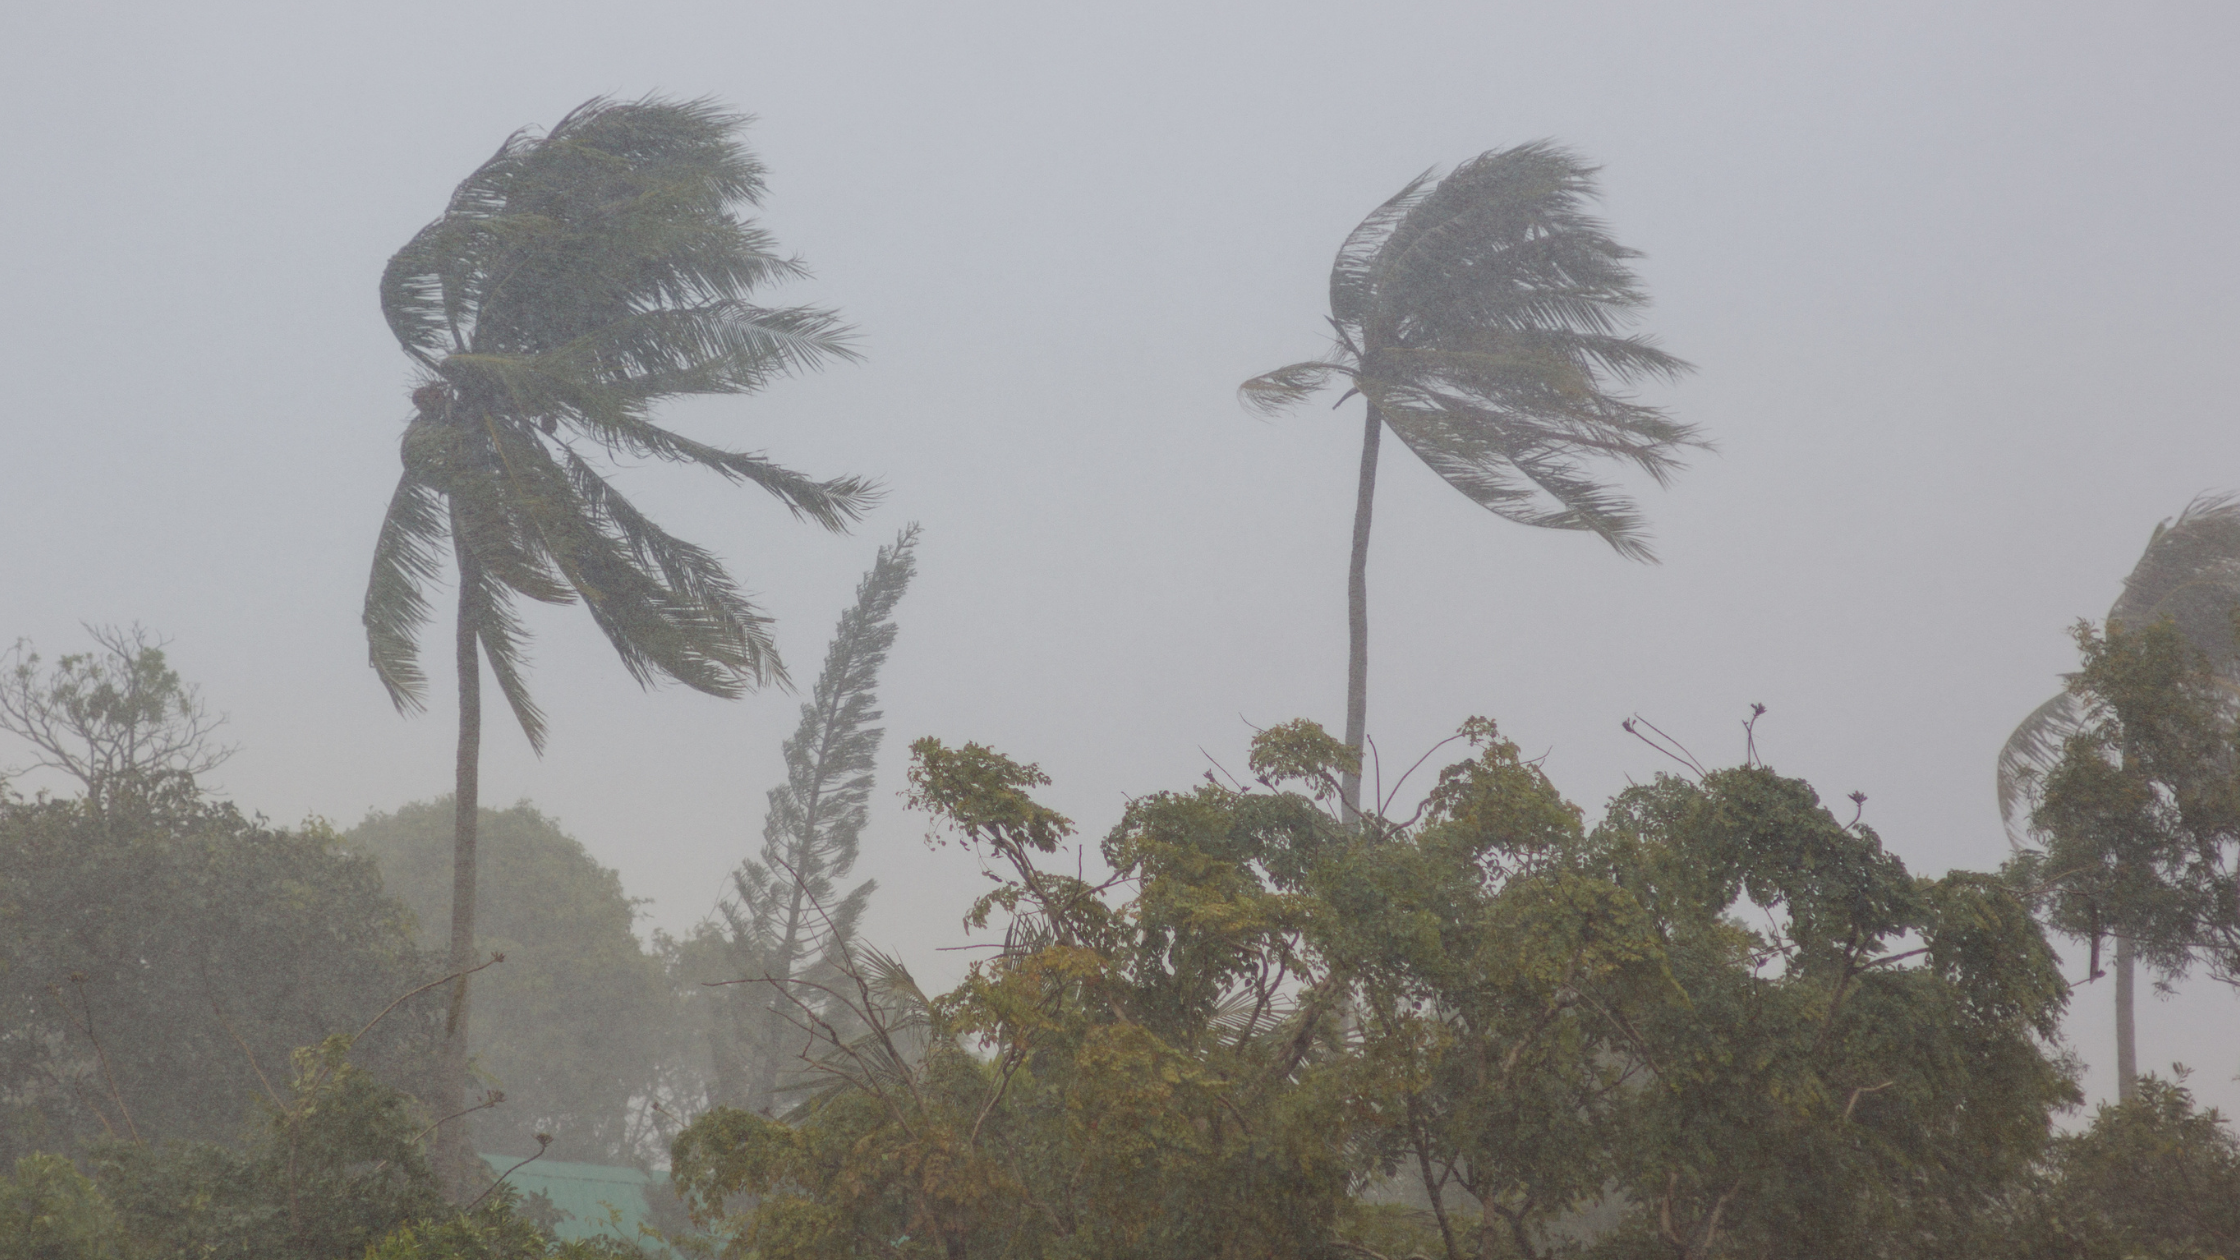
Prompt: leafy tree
<box><xmin>673</xmin><ymin>735</ymin><xmax>1355</xmax><ymax>1260</ymax></box>
<box><xmin>1987</xmin><ymin>1072</ymin><xmax>2240</xmax><ymax>1260</ymax></box>
<box><xmin>345</xmin><ymin>800</ymin><xmax>683</xmax><ymax>1166</ymax></box>
<box><xmin>1240</xmin><ymin>145</ymin><xmax>1702</xmax><ymax>815</ymax></box>
<box><xmin>0</xmin><ymin>1153</ymin><xmax>121</xmax><ymax>1260</ymax></box>
<box><xmin>1998</xmin><ymin>493</ymin><xmax>2240</xmax><ymax>1099</ymax></box>
<box><xmin>362</xmin><ymin>94</ymin><xmax>874</xmax><ymax>1189</ymax></box>
<box><xmin>679</xmin><ymin>526</ymin><xmax>919</xmax><ymax>1116</ymax></box>
<box><xmin>671</xmin><ymin>720</ymin><xmax>2073</xmax><ymax>1260</ymax></box>
<box><xmin>2017</xmin><ymin>619</ymin><xmax>2240</xmax><ymax>1078</ymax></box>
<box><xmin>0</xmin><ymin>788</ymin><xmax>439</xmax><ymax>1162</ymax></box>
<box><xmin>1</xmin><ymin>1030</ymin><xmax>659</xmax><ymax>1259</ymax></box>
<box><xmin>0</xmin><ymin>625</ymin><xmax>231</xmax><ymax>815</ymax></box>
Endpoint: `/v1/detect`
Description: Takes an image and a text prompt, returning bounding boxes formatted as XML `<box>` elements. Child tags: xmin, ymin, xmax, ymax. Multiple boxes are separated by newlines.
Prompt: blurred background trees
<box><xmin>342</xmin><ymin>800</ymin><xmax>682</xmax><ymax>1167</ymax></box>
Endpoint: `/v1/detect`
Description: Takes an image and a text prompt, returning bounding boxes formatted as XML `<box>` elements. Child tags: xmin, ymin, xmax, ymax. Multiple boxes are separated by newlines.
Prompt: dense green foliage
<box><xmin>671</xmin><ymin>720</ymin><xmax>2083</xmax><ymax>1260</ymax></box>
<box><xmin>0</xmin><ymin>786</ymin><xmax>439</xmax><ymax>1162</ymax></box>
<box><xmin>0</xmin><ymin>1035</ymin><xmax>656</xmax><ymax>1259</ymax></box>
<box><xmin>2019</xmin><ymin>619</ymin><xmax>2240</xmax><ymax>990</ymax></box>
<box><xmin>1987</xmin><ymin>1073</ymin><xmax>2240</xmax><ymax>1259</ymax></box>
<box><xmin>345</xmin><ymin>801</ymin><xmax>682</xmax><ymax>1165</ymax></box>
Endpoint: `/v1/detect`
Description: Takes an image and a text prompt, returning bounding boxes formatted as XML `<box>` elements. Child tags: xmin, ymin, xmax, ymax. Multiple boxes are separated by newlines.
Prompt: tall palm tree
<box><xmin>1998</xmin><ymin>493</ymin><xmax>2240</xmax><ymax>1101</ymax></box>
<box><xmin>362</xmin><ymin>96</ymin><xmax>873</xmax><ymax>1189</ymax></box>
<box><xmin>1241</xmin><ymin>143</ymin><xmax>1703</xmax><ymax>816</ymax></box>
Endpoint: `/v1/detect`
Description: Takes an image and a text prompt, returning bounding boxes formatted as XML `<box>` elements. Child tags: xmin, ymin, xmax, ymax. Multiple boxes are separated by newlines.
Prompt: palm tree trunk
<box><xmin>1341</xmin><ymin>403</ymin><xmax>1383</xmax><ymax>820</ymax></box>
<box><xmin>2114</xmin><ymin>933</ymin><xmax>2137</xmax><ymax>1102</ymax></box>
<box><xmin>435</xmin><ymin>542</ymin><xmax>484</xmax><ymax>1196</ymax></box>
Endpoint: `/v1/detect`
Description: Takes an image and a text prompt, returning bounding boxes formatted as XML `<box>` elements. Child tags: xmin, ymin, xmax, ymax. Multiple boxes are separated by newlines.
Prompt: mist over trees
<box><xmin>4</xmin><ymin>75</ymin><xmax>2240</xmax><ymax>1260</ymax></box>
<box><xmin>342</xmin><ymin>800</ymin><xmax>683</xmax><ymax>1166</ymax></box>
<box><xmin>1998</xmin><ymin>494</ymin><xmax>2240</xmax><ymax>1101</ymax></box>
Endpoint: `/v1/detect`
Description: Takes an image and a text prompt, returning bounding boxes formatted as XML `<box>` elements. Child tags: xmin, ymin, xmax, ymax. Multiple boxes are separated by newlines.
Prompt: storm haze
<box><xmin>5</xmin><ymin>0</ymin><xmax>2237</xmax><ymax>1121</ymax></box>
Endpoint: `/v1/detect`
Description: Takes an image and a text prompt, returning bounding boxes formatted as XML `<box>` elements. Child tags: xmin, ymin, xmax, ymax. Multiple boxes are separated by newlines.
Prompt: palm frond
<box><xmin>1247</xmin><ymin>141</ymin><xmax>1699</xmax><ymax>555</ymax></box>
<box><xmin>1238</xmin><ymin>360</ymin><xmax>1349</xmax><ymax>417</ymax></box>
<box><xmin>1996</xmin><ymin>689</ymin><xmax>2085</xmax><ymax>847</ymax></box>
<box><xmin>2111</xmin><ymin>492</ymin><xmax>2240</xmax><ymax>667</ymax></box>
<box><xmin>370</xmin><ymin>95</ymin><xmax>868</xmax><ymax>748</ymax></box>
<box><xmin>362</xmin><ymin>473</ymin><xmax>449</xmax><ymax>712</ymax></box>
<box><xmin>463</xmin><ymin>554</ymin><xmax>550</xmax><ymax>754</ymax></box>
<box><xmin>594</xmin><ymin>423</ymin><xmax>878</xmax><ymax>532</ymax></box>
<box><xmin>1329</xmin><ymin>169</ymin><xmax>1437</xmax><ymax>331</ymax></box>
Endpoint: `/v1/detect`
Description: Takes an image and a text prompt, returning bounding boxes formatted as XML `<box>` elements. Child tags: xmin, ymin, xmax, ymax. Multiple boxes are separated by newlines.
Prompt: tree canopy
<box><xmin>671</xmin><ymin>719</ymin><xmax>2076</xmax><ymax>1260</ymax></box>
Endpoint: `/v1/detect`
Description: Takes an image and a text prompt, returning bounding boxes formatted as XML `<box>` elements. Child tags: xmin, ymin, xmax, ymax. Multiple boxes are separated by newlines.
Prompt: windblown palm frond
<box><xmin>1244</xmin><ymin>141</ymin><xmax>1704</xmax><ymax>557</ymax></box>
<box><xmin>364</xmin><ymin>96</ymin><xmax>876</xmax><ymax>747</ymax></box>
<box><xmin>1998</xmin><ymin>494</ymin><xmax>2240</xmax><ymax>846</ymax></box>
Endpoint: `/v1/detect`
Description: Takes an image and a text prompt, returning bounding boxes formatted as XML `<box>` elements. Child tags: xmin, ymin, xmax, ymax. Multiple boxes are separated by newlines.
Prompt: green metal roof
<box><xmin>494</xmin><ymin>1158</ymin><xmax>677</xmax><ymax>1254</ymax></box>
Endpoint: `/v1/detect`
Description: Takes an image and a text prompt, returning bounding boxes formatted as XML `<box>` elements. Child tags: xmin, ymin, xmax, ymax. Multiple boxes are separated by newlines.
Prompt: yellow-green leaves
<box><xmin>906</xmin><ymin>738</ymin><xmax>1073</xmax><ymax>856</ymax></box>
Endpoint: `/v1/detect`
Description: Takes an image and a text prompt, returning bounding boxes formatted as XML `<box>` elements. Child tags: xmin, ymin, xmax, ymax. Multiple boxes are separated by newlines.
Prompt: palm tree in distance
<box><xmin>362</xmin><ymin>96</ymin><xmax>873</xmax><ymax>1192</ymax></box>
<box><xmin>1998</xmin><ymin>493</ymin><xmax>2240</xmax><ymax>1103</ymax></box>
<box><xmin>1242</xmin><ymin>143</ymin><xmax>1703</xmax><ymax>817</ymax></box>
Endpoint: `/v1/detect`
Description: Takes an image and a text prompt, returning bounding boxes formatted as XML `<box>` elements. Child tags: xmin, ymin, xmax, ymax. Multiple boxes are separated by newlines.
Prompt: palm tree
<box><xmin>1998</xmin><ymin>493</ymin><xmax>2240</xmax><ymax>1101</ymax></box>
<box><xmin>361</xmin><ymin>96</ymin><xmax>873</xmax><ymax>1189</ymax></box>
<box><xmin>1241</xmin><ymin>143</ymin><xmax>1703</xmax><ymax>816</ymax></box>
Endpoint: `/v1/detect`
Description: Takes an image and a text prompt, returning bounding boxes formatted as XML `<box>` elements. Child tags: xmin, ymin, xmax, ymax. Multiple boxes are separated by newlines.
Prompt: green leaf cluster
<box><xmin>2019</xmin><ymin>617</ymin><xmax>2240</xmax><ymax>987</ymax></box>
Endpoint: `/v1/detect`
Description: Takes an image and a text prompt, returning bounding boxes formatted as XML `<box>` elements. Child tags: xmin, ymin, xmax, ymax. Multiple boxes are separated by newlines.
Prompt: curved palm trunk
<box><xmin>1341</xmin><ymin>404</ymin><xmax>1383</xmax><ymax>820</ymax></box>
<box><xmin>2115</xmin><ymin>934</ymin><xmax>2137</xmax><ymax>1101</ymax></box>
<box><xmin>435</xmin><ymin>541</ymin><xmax>483</xmax><ymax>1197</ymax></box>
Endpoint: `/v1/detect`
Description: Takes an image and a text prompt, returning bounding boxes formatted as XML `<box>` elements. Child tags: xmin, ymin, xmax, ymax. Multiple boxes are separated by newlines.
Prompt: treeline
<box><xmin>7</xmin><ymin>85</ymin><xmax>2240</xmax><ymax>1260</ymax></box>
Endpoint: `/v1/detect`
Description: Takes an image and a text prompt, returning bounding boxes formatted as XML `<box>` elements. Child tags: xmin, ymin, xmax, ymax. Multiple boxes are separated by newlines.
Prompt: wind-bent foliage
<box><xmin>362</xmin><ymin>95</ymin><xmax>872</xmax><ymax>1191</ymax></box>
<box><xmin>694</xmin><ymin>527</ymin><xmax>920</xmax><ymax>1115</ymax></box>
<box><xmin>1997</xmin><ymin>492</ymin><xmax>2240</xmax><ymax>1097</ymax></box>
<box><xmin>0</xmin><ymin>625</ymin><xmax>231</xmax><ymax>812</ymax></box>
<box><xmin>2018</xmin><ymin>621</ymin><xmax>2240</xmax><ymax>1022</ymax></box>
<box><xmin>672</xmin><ymin>719</ymin><xmax>2073</xmax><ymax>1260</ymax></box>
<box><xmin>1241</xmin><ymin>143</ymin><xmax>1702</xmax><ymax>815</ymax></box>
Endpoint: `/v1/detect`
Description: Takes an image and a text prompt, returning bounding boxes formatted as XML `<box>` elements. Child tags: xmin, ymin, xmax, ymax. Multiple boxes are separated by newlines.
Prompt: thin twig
<box><xmin>57</xmin><ymin>975</ymin><xmax>139</xmax><ymax>1143</ymax></box>
<box><xmin>1623</xmin><ymin>714</ymin><xmax>1709</xmax><ymax>778</ymax></box>
<box><xmin>464</xmin><ymin>1133</ymin><xmax>552</xmax><ymax>1211</ymax></box>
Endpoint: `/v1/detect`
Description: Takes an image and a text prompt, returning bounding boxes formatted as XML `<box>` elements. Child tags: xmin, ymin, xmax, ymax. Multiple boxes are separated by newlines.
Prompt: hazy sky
<box><xmin>5</xmin><ymin>1</ymin><xmax>2238</xmax><ymax>1116</ymax></box>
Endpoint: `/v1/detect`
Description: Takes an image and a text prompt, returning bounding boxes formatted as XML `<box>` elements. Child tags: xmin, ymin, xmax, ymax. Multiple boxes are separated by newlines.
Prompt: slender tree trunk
<box><xmin>1341</xmin><ymin>403</ymin><xmax>1383</xmax><ymax>820</ymax></box>
<box><xmin>750</xmin><ymin>877</ymin><xmax>810</xmax><ymax>1115</ymax></box>
<box><xmin>435</xmin><ymin>543</ymin><xmax>484</xmax><ymax>1197</ymax></box>
<box><xmin>2114</xmin><ymin>933</ymin><xmax>2137</xmax><ymax>1102</ymax></box>
<box><xmin>749</xmin><ymin>713</ymin><xmax>833</xmax><ymax>1114</ymax></box>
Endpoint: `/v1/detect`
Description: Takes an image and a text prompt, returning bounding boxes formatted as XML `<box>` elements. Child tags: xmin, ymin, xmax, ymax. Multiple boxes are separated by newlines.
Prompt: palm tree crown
<box><xmin>1998</xmin><ymin>494</ymin><xmax>2240</xmax><ymax>837</ymax></box>
<box><xmin>365</xmin><ymin>95</ymin><xmax>874</xmax><ymax>749</ymax></box>
<box><xmin>1242</xmin><ymin>141</ymin><xmax>1702</xmax><ymax>555</ymax></box>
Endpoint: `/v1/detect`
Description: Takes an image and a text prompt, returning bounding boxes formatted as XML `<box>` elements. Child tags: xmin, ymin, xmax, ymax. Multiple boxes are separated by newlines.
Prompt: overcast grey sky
<box><xmin>5</xmin><ymin>1</ymin><xmax>2237</xmax><ymax>1116</ymax></box>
